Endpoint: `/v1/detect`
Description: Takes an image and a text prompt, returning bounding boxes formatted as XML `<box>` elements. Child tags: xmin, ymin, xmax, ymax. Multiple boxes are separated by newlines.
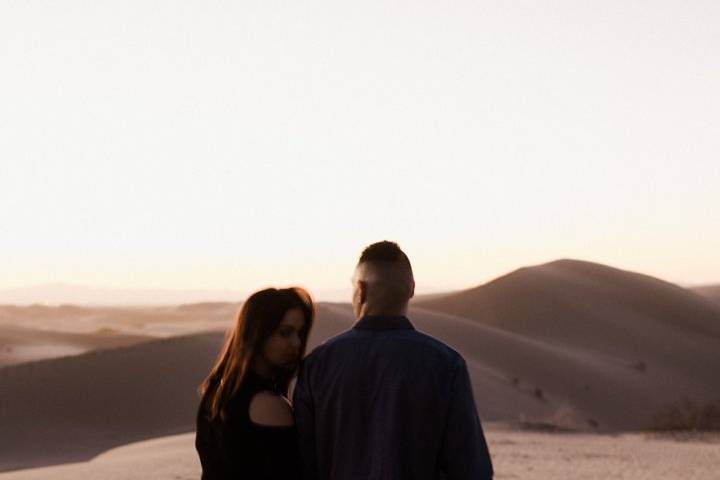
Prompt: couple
<box><xmin>195</xmin><ymin>241</ymin><xmax>494</xmax><ymax>480</ymax></box>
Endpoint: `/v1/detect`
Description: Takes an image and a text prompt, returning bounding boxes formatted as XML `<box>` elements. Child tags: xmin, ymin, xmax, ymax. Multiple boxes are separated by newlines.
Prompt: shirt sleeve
<box><xmin>438</xmin><ymin>358</ymin><xmax>494</xmax><ymax>480</ymax></box>
<box><xmin>292</xmin><ymin>360</ymin><xmax>319</xmax><ymax>480</ymax></box>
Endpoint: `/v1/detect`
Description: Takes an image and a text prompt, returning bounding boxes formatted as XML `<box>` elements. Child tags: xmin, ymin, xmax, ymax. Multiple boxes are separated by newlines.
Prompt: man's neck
<box><xmin>357</xmin><ymin>306</ymin><xmax>408</xmax><ymax>319</ymax></box>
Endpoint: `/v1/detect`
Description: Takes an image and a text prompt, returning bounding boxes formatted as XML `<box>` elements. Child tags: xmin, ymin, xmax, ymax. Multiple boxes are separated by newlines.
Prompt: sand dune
<box><xmin>2</xmin><ymin>260</ymin><xmax>719</xmax><ymax>473</ymax></box>
<box><xmin>0</xmin><ymin>332</ymin><xmax>224</xmax><ymax>472</ymax></box>
<box><xmin>408</xmin><ymin>306</ymin><xmax>718</xmax><ymax>430</ymax></box>
<box><xmin>416</xmin><ymin>259</ymin><xmax>720</xmax><ymax>342</ymax></box>
<box><xmin>0</xmin><ymin>303</ymin><xmax>238</xmax><ymax>366</ymax></box>
<box><xmin>413</xmin><ymin>259</ymin><xmax>720</xmax><ymax>429</ymax></box>
<box><xmin>415</xmin><ymin>259</ymin><xmax>720</xmax><ymax>366</ymax></box>
<box><xmin>0</xmin><ymin>303</ymin><xmax>238</xmax><ymax>336</ymax></box>
<box><xmin>0</xmin><ymin>323</ymin><xmax>151</xmax><ymax>367</ymax></box>
<box><xmin>693</xmin><ymin>285</ymin><xmax>720</xmax><ymax>305</ymax></box>
<box><xmin>0</xmin><ymin>434</ymin><xmax>202</xmax><ymax>480</ymax></box>
<box><xmin>0</xmin><ymin>304</ymin><xmax>352</xmax><ymax>472</ymax></box>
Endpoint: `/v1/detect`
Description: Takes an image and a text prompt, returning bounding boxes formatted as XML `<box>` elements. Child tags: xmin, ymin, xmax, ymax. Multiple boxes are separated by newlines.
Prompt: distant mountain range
<box><xmin>3</xmin><ymin>267</ymin><xmax>716</xmax><ymax>306</ymax></box>
<box><xmin>0</xmin><ymin>283</ymin><xmax>247</xmax><ymax>306</ymax></box>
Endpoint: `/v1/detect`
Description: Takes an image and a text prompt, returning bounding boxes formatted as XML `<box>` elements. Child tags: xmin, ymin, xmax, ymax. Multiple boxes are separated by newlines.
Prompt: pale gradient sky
<box><xmin>1</xmin><ymin>1</ymin><xmax>719</xmax><ymax>302</ymax></box>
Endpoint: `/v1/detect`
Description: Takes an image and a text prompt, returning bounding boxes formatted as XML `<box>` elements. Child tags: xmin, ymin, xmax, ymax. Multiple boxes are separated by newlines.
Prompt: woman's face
<box><xmin>260</xmin><ymin>308</ymin><xmax>305</xmax><ymax>372</ymax></box>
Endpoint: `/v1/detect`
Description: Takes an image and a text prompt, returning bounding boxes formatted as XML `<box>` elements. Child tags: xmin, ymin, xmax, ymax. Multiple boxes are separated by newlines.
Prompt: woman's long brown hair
<box><xmin>198</xmin><ymin>287</ymin><xmax>314</xmax><ymax>422</ymax></box>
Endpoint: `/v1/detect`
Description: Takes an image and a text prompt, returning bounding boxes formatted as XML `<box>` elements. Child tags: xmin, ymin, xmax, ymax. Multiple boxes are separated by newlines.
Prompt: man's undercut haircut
<box><xmin>358</xmin><ymin>241</ymin><xmax>412</xmax><ymax>270</ymax></box>
<box><xmin>356</xmin><ymin>241</ymin><xmax>414</xmax><ymax>309</ymax></box>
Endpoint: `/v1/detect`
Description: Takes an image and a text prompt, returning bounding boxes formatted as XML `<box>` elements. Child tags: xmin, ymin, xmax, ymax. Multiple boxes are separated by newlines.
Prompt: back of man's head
<box><xmin>353</xmin><ymin>241</ymin><xmax>415</xmax><ymax>317</ymax></box>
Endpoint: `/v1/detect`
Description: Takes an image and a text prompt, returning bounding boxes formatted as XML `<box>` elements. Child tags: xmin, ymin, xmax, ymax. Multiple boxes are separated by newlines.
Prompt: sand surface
<box><xmin>1</xmin><ymin>429</ymin><xmax>718</xmax><ymax>480</ymax></box>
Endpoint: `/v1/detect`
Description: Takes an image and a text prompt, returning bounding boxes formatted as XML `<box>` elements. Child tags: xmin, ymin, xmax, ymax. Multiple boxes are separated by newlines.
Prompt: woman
<box><xmin>195</xmin><ymin>287</ymin><xmax>315</xmax><ymax>480</ymax></box>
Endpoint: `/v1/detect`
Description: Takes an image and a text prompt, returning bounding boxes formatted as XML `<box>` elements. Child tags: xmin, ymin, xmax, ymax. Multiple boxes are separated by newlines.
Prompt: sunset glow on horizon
<box><xmin>2</xmin><ymin>1</ymin><xmax>719</xmax><ymax>303</ymax></box>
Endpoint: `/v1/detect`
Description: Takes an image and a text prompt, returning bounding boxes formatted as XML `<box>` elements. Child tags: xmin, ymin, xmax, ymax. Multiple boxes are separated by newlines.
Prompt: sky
<box><xmin>1</xmin><ymin>1</ymin><xmax>719</xmax><ymax>303</ymax></box>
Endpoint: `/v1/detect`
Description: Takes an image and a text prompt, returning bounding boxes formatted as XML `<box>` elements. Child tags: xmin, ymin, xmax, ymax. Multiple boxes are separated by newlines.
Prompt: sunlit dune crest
<box><xmin>692</xmin><ymin>285</ymin><xmax>720</xmax><ymax>305</ymax></box>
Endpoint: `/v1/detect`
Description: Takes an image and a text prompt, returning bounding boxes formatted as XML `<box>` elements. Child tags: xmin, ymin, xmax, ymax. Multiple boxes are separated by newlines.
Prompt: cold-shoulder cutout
<box><xmin>248</xmin><ymin>390</ymin><xmax>295</xmax><ymax>427</ymax></box>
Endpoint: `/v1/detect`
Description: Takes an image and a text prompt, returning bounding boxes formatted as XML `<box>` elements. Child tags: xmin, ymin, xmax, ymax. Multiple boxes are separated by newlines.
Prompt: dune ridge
<box><xmin>413</xmin><ymin>259</ymin><xmax>720</xmax><ymax>429</ymax></box>
<box><xmin>693</xmin><ymin>285</ymin><xmax>720</xmax><ymax>305</ymax></box>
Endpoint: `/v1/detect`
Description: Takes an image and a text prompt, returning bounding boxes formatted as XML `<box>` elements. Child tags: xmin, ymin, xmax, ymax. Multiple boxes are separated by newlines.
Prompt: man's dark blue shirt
<box><xmin>292</xmin><ymin>315</ymin><xmax>493</xmax><ymax>480</ymax></box>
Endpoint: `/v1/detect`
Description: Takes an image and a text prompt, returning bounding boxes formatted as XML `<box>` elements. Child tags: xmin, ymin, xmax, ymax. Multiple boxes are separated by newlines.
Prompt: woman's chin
<box><xmin>277</xmin><ymin>360</ymin><xmax>299</xmax><ymax>372</ymax></box>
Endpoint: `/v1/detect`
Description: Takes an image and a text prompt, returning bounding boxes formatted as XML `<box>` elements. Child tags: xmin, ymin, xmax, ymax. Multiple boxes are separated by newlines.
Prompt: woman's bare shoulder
<box><xmin>248</xmin><ymin>390</ymin><xmax>294</xmax><ymax>427</ymax></box>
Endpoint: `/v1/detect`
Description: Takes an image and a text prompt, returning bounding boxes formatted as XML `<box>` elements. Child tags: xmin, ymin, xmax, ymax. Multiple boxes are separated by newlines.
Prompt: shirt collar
<box><xmin>353</xmin><ymin>315</ymin><xmax>415</xmax><ymax>331</ymax></box>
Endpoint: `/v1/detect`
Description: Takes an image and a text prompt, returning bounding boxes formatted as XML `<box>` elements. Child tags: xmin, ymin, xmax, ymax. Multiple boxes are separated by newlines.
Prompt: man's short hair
<box><xmin>355</xmin><ymin>241</ymin><xmax>414</xmax><ymax>308</ymax></box>
<box><xmin>358</xmin><ymin>241</ymin><xmax>412</xmax><ymax>270</ymax></box>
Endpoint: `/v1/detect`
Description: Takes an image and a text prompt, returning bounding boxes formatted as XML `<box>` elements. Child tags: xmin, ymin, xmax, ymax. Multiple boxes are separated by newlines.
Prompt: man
<box><xmin>293</xmin><ymin>241</ymin><xmax>493</xmax><ymax>480</ymax></box>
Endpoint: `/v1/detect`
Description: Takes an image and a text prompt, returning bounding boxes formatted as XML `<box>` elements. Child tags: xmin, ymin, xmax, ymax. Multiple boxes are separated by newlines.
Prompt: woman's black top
<box><xmin>195</xmin><ymin>371</ymin><xmax>301</xmax><ymax>480</ymax></box>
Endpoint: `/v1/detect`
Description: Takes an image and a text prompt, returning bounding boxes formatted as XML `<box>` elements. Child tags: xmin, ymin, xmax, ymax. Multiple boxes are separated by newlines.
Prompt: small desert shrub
<box><xmin>651</xmin><ymin>399</ymin><xmax>720</xmax><ymax>431</ymax></box>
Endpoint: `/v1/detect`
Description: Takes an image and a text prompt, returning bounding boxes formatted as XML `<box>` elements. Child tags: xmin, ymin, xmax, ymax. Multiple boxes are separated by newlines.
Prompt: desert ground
<box><xmin>1</xmin><ymin>429</ymin><xmax>719</xmax><ymax>480</ymax></box>
<box><xmin>1</xmin><ymin>259</ymin><xmax>719</xmax><ymax>477</ymax></box>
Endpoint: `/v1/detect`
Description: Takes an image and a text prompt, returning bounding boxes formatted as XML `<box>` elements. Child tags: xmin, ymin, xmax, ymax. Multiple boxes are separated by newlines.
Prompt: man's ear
<box><xmin>409</xmin><ymin>281</ymin><xmax>415</xmax><ymax>299</ymax></box>
<box><xmin>358</xmin><ymin>280</ymin><xmax>368</xmax><ymax>305</ymax></box>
